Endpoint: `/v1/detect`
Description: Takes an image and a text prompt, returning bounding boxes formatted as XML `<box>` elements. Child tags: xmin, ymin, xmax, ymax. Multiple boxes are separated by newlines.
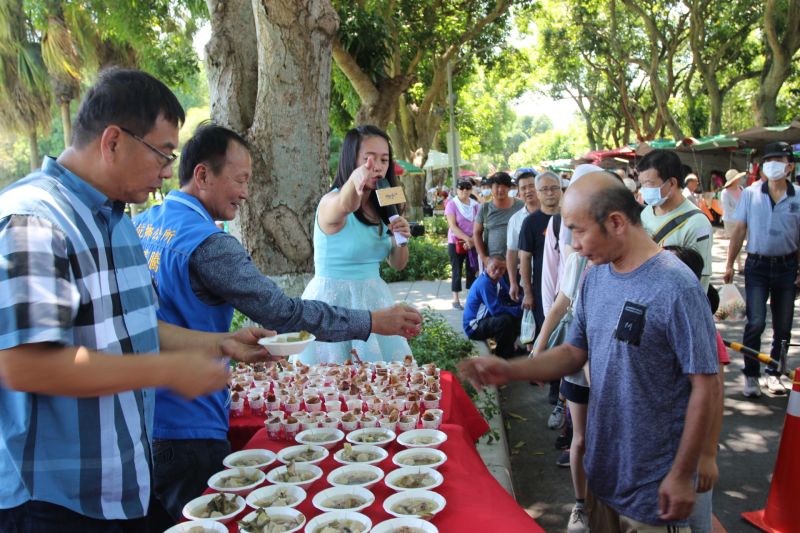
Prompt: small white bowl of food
<box><xmin>238</xmin><ymin>507</ymin><xmax>306</xmax><ymax>533</ymax></box>
<box><xmin>266</xmin><ymin>462</ymin><xmax>323</xmax><ymax>490</ymax></box>
<box><xmin>383</xmin><ymin>489</ymin><xmax>446</xmax><ymax>519</ymax></box>
<box><xmin>312</xmin><ymin>486</ymin><xmax>375</xmax><ymax>513</ymax></box>
<box><xmin>345</xmin><ymin>428</ymin><xmax>396</xmax><ymax>448</ymax></box>
<box><xmin>370</xmin><ymin>517</ymin><xmax>439</xmax><ymax>533</ymax></box>
<box><xmin>164</xmin><ymin>519</ymin><xmax>228</xmax><ymax>533</ymax></box>
<box><xmin>295</xmin><ymin>428</ymin><xmax>344</xmax><ymax>450</ymax></box>
<box><xmin>181</xmin><ymin>492</ymin><xmax>245</xmax><ymax>523</ymax></box>
<box><xmin>257</xmin><ymin>331</ymin><xmax>315</xmax><ymax>356</ymax></box>
<box><xmin>396</xmin><ymin>429</ymin><xmax>447</xmax><ymax>450</ymax></box>
<box><xmin>222</xmin><ymin>449</ymin><xmax>276</xmax><ymax>471</ymax></box>
<box><xmin>333</xmin><ymin>443</ymin><xmax>388</xmax><ymax>466</ymax></box>
<box><xmin>392</xmin><ymin>448</ymin><xmax>448</xmax><ymax>470</ymax></box>
<box><xmin>326</xmin><ymin>464</ymin><xmax>384</xmax><ymax>490</ymax></box>
<box><xmin>384</xmin><ymin>466</ymin><xmax>443</xmax><ymax>492</ymax></box>
<box><xmin>277</xmin><ymin>444</ymin><xmax>329</xmax><ymax>466</ymax></box>
<box><xmin>207</xmin><ymin>467</ymin><xmax>265</xmax><ymax>496</ymax></box>
<box><xmin>245</xmin><ymin>484</ymin><xmax>306</xmax><ymax>510</ymax></box>
<box><xmin>303</xmin><ymin>510</ymin><xmax>372</xmax><ymax>533</ymax></box>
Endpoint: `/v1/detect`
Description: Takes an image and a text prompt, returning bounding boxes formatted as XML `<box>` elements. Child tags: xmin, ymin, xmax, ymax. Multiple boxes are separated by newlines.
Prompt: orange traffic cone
<box><xmin>741</xmin><ymin>370</ymin><xmax>800</xmax><ymax>532</ymax></box>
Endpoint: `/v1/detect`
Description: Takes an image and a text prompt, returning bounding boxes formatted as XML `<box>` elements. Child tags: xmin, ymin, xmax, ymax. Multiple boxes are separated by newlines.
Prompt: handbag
<box><xmin>546</xmin><ymin>256</ymin><xmax>588</xmax><ymax>350</ymax></box>
<box><xmin>455</xmin><ymin>239</ymin><xmax>468</xmax><ymax>255</ymax></box>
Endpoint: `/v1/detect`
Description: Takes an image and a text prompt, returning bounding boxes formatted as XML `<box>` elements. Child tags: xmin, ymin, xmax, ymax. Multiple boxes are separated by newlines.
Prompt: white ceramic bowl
<box><xmin>207</xmin><ymin>468</ymin><xmax>265</xmax><ymax>496</ymax></box>
<box><xmin>266</xmin><ymin>463</ymin><xmax>323</xmax><ymax>490</ymax></box>
<box><xmin>276</xmin><ymin>444</ymin><xmax>329</xmax><ymax>466</ymax></box>
<box><xmin>222</xmin><ymin>449</ymin><xmax>276</xmax><ymax>471</ymax></box>
<box><xmin>384</xmin><ymin>466</ymin><xmax>443</xmax><ymax>492</ymax></box>
<box><xmin>326</xmin><ymin>463</ymin><xmax>384</xmax><ymax>489</ymax></box>
<box><xmin>383</xmin><ymin>489</ymin><xmax>447</xmax><ymax>518</ymax></box>
<box><xmin>312</xmin><ymin>486</ymin><xmax>375</xmax><ymax>513</ymax></box>
<box><xmin>258</xmin><ymin>332</ymin><xmax>316</xmax><ymax>356</ymax></box>
<box><xmin>392</xmin><ymin>448</ymin><xmax>448</xmax><ymax>470</ymax></box>
<box><xmin>396</xmin><ymin>429</ymin><xmax>447</xmax><ymax>449</ymax></box>
<box><xmin>239</xmin><ymin>507</ymin><xmax>306</xmax><ymax>533</ymax></box>
<box><xmin>304</xmin><ymin>510</ymin><xmax>372</xmax><ymax>533</ymax></box>
<box><xmin>245</xmin><ymin>484</ymin><xmax>306</xmax><ymax>509</ymax></box>
<box><xmin>164</xmin><ymin>519</ymin><xmax>228</xmax><ymax>533</ymax></box>
<box><xmin>371</xmin><ymin>517</ymin><xmax>439</xmax><ymax>533</ymax></box>
<box><xmin>332</xmin><ymin>444</ymin><xmax>388</xmax><ymax>466</ymax></box>
<box><xmin>295</xmin><ymin>428</ymin><xmax>344</xmax><ymax>449</ymax></box>
<box><xmin>181</xmin><ymin>492</ymin><xmax>245</xmax><ymax>523</ymax></box>
<box><xmin>345</xmin><ymin>428</ymin><xmax>396</xmax><ymax>448</ymax></box>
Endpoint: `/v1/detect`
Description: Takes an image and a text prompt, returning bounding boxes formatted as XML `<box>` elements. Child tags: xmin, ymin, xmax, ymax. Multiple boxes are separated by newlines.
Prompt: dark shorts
<box><xmin>560</xmin><ymin>379</ymin><xmax>589</xmax><ymax>404</ymax></box>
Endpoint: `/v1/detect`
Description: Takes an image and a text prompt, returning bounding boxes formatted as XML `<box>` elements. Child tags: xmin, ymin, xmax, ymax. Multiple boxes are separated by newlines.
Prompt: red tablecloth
<box><xmin>228</xmin><ymin>371</ymin><xmax>490</xmax><ymax>452</ymax></box>
<box><xmin>208</xmin><ymin>424</ymin><xmax>543</xmax><ymax>532</ymax></box>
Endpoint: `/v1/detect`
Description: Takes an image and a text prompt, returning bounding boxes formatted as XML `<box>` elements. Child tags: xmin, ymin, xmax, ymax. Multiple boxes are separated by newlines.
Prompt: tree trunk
<box><xmin>60</xmin><ymin>99</ymin><xmax>72</xmax><ymax>148</ymax></box>
<box><xmin>754</xmin><ymin>65</ymin><xmax>786</xmax><ymax>127</ymax></box>
<box><xmin>27</xmin><ymin>129</ymin><xmax>39</xmax><ymax>170</ymax></box>
<box><xmin>206</xmin><ymin>0</ymin><xmax>338</xmax><ymax>295</ymax></box>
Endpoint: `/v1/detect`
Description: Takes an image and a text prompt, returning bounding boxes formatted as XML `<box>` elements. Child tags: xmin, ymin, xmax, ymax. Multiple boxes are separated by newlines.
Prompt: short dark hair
<box><xmin>516</xmin><ymin>171</ymin><xmax>536</xmax><ymax>184</ymax></box>
<box><xmin>490</xmin><ymin>172</ymin><xmax>513</xmax><ymax>187</ymax></box>
<box><xmin>636</xmin><ymin>149</ymin><xmax>686</xmax><ymax>188</ymax></box>
<box><xmin>330</xmin><ymin>125</ymin><xmax>398</xmax><ymax>227</ymax></box>
<box><xmin>663</xmin><ymin>245</ymin><xmax>703</xmax><ymax>279</ymax></box>
<box><xmin>72</xmin><ymin>68</ymin><xmax>185</xmax><ymax>148</ymax></box>
<box><xmin>179</xmin><ymin>122</ymin><xmax>250</xmax><ymax>186</ymax></box>
<box><xmin>588</xmin><ymin>182</ymin><xmax>643</xmax><ymax>229</ymax></box>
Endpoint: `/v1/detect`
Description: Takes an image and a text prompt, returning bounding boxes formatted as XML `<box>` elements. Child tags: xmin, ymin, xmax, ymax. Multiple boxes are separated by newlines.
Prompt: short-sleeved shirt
<box><xmin>505</xmin><ymin>205</ymin><xmax>536</xmax><ymax>252</ymax></box>
<box><xmin>518</xmin><ymin>210</ymin><xmax>555</xmax><ymax>303</ymax></box>
<box><xmin>566</xmin><ymin>251</ymin><xmax>718</xmax><ymax>526</ymax></box>
<box><xmin>0</xmin><ymin>157</ymin><xmax>159</xmax><ymax>519</ymax></box>
<box><xmin>641</xmin><ymin>199</ymin><xmax>713</xmax><ymax>291</ymax></box>
<box><xmin>733</xmin><ymin>181</ymin><xmax>800</xmax><ymax>256</ymax></box>
<box><xmin>444</xmin><ymin>197</ymin><xmax>479</xmax><ymax>245</ymax></box>
<box><xmin>476</xmin><ymin>199</ymin><xmax>524</xmax><ymax>256</ymax></box>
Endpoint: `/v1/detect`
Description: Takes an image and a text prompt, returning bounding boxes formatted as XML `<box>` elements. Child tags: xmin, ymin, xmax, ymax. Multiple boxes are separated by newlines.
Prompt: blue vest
<box><xmin>134</xmin><ymin>190</ymin><xmax>234</xmax><ymax>440</ymax></box>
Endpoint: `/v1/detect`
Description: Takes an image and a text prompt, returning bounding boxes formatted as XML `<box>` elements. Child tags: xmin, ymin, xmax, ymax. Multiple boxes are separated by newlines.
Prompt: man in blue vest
<box><xmin>135</xmin><ymin>123</ymin><xmax>422</xmax><ymax>528</ymax></box>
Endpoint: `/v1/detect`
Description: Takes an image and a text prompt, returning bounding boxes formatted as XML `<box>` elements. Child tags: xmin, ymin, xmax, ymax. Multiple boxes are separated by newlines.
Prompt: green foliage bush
<box><xmin>409</xmin><ymin>308</ymin><xmax>476</xmax><ymax>373</ymax></box>
<box><xmin>423</xmin><ymin>215</ymin><xmax>449</xmax><ymax>241</ymax></box>
<box><xmin>380</xmin><ymin>235</ymin><xmax>451</xmax><ymax>282</ymax></box>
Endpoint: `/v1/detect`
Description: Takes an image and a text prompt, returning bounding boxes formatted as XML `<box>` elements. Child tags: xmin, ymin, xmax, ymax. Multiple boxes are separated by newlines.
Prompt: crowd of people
<box><xmin>0</xmin><ymin>67</ymin><xmax>797</xmax><ymax>533</ymax></box>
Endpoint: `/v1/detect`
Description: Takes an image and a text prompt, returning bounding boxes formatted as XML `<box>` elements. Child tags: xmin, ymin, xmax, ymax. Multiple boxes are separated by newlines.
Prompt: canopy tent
<box><xmin>423</xmin><ymin>149</ymin><xmax>470</xmax><ymax>170</ymax></box>
<box><xmin>733</xmin><ymin>119</ymin><xmax>800</xmax><ymax>148</ymax></box>
<box><xmin>396</xmin><ymin>159</ymin><xmax>424</xmax><ymax>174</ymax></box>
<box><xmin>459</xmin><ymin>169</ymin><xmax>478</xmax><ymax>177</ymax></box>
<box><xmin>579</xmin><ymin>146</ymin><xmax>637</xmax><ymax>168</ymax></box>
<box><xmin>636</xmin><ymin>142</ymin><xmax>749</xmax><ymax>181</ymax></box>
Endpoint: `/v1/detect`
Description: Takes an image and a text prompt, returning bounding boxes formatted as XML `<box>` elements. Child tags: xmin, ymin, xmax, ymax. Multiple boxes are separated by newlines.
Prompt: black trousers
<box><xmin>448</xmin><ymin>243</ymin><xmax>476</xmax><ymax>293</ymax></box>
<box><xmin>467</xmin><ymin>314</ymin><xmax>521</xmax><ymax>358</ymax></box>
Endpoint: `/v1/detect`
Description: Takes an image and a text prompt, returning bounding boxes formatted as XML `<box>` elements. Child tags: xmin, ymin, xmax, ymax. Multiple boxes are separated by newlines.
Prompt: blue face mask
<box><xmin>481</xmin><ymin>189</ymin><xmax>491</xmax><ymax>196</ymax></box>
<box><xmin>509</xmin><ymin>190</ymin><xmax>518</xmax><ymax>197</ymax></box>
<box><xmin>640</xmin><ymin>181</ymin><xmax>668</xmax><ymax>207</ymax></box>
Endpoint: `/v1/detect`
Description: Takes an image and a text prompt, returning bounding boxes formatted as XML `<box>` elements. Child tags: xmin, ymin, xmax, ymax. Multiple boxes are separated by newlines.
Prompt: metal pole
<box><xmin>447</xmin><ymin>59</ymin><xmax>459</xmax><ymax>192</ymax></box>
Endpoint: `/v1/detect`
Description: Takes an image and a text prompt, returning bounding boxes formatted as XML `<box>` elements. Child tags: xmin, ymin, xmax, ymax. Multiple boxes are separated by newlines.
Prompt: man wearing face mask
<box><xmin>723</xmin><ymin>141</ymin><xmax>800</xmax><ymax>398</ymax></box>
<box><xmin>638</xmin><ymin>150</ymin><xmax>713</xmax><ymax>291</ymax></box>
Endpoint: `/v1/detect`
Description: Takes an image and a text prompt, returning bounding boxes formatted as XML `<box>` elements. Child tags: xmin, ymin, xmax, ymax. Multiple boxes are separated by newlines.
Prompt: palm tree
<box><xmin>0</xmin><ymin>0</ymin><xmax>51</xmax><ymax>170</ymax></box>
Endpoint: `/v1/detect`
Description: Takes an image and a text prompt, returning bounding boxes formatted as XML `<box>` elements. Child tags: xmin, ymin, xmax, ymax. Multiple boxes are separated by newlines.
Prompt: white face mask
<box><xmin>481</xmin><ymin>189</ymin><xmax>491</xmax><ymax>196</ymax></box>
<box><xmin>762</xmin><ymin>161</ymin><xmax>788</xmax><ymax>181</ymax></box>
<box><xmin>509</xmin><ymin>190</ymin><xmax>518</xmax><ymax>197</ymax></box>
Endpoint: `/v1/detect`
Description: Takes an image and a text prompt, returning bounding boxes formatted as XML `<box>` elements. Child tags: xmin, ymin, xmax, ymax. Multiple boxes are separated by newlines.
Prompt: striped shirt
<box><xmin>0</xmin><ymin>157</ymin><xmax>159</xmax><ymax>519</ymax></box>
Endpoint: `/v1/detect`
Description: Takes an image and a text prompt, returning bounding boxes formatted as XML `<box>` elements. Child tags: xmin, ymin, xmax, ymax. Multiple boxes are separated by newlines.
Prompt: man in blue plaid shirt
<box><xmin>0</xmin><ymin>69</ymin><xmax>274</xmax><ymax>532</ymax></box>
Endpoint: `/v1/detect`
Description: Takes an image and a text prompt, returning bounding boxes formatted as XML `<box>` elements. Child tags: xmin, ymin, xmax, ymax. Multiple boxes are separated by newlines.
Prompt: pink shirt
<box><xmin>445</xmin><ymin>198</ymin><xmax>479</xmax><ymax>245</ymax></box>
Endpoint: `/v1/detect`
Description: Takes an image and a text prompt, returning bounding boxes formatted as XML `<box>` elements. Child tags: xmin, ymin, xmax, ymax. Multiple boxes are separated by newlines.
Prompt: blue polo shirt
<box><xmin>734</xmin><ymin>180</ymin><xmax>800</xmax><ymax>256</ymax></box>
<box><xmin>0</xmin><ymin>157</ymin><xmax>160</xmax><ymax>519</ymax></box>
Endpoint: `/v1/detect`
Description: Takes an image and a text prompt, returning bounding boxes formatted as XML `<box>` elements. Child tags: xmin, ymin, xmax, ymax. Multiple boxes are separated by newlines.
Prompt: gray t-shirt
<box><xmin>477</xmin><ymin>199</ymin><xmax>524</xmax><ymax>256</ymax></box>
<box><xmin>566</xmin><ymin>251</ymin><xmax>718</xmax><ymax>526</ymax></box>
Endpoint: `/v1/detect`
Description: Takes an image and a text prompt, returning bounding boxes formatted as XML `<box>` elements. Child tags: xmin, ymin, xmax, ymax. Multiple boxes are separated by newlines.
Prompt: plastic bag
<box><xmin>519</xmin><ymin>309</ymin><xmax>536</xmax><ymax>345</ymax></box>
<box><xmin>716</xmin><ymin>283</ymin><xmax>746</xmax><ymax>320</ymax></box>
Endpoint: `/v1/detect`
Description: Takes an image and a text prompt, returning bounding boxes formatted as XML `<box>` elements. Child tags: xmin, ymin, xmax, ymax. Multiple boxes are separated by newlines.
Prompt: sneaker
<box><xmin>452</xmin><ymin>301</ymin><xmax>462</xmax><ymax>310</ymax></box>
<box><xmin>743</xmin><ymin>376</ymin><xmax>762</xmax><ymax>398</ymax></box>
<box><xmin>766</xmin><ymin>375</ymin><xmax>787</xmax><ymax>395</ymax></box>
<box><xmin>567</xmin><ymin>505</ymin><xmax>589</xmax><ymax>532</ymax></box>
<box><xmin>548</xmin><ymin>401</ymin><xmax>565</xmax><ymax>429</ymax></box>
<box><xmin>555</xmin><ymin>449</ymin><xmax>570</xmax><ymax>467</ymax></box>
<box><xmin>554</xmin><ymin>424</ymin><xmax>572</xmax><ymax>450</ymax></box>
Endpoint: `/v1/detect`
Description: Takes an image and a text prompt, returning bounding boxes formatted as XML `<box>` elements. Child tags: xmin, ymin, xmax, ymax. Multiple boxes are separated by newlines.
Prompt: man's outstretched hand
<box><xmin>372</xmin><ymin>304</ymin><xmax>423</xmax><ymax>339</ymax></box>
